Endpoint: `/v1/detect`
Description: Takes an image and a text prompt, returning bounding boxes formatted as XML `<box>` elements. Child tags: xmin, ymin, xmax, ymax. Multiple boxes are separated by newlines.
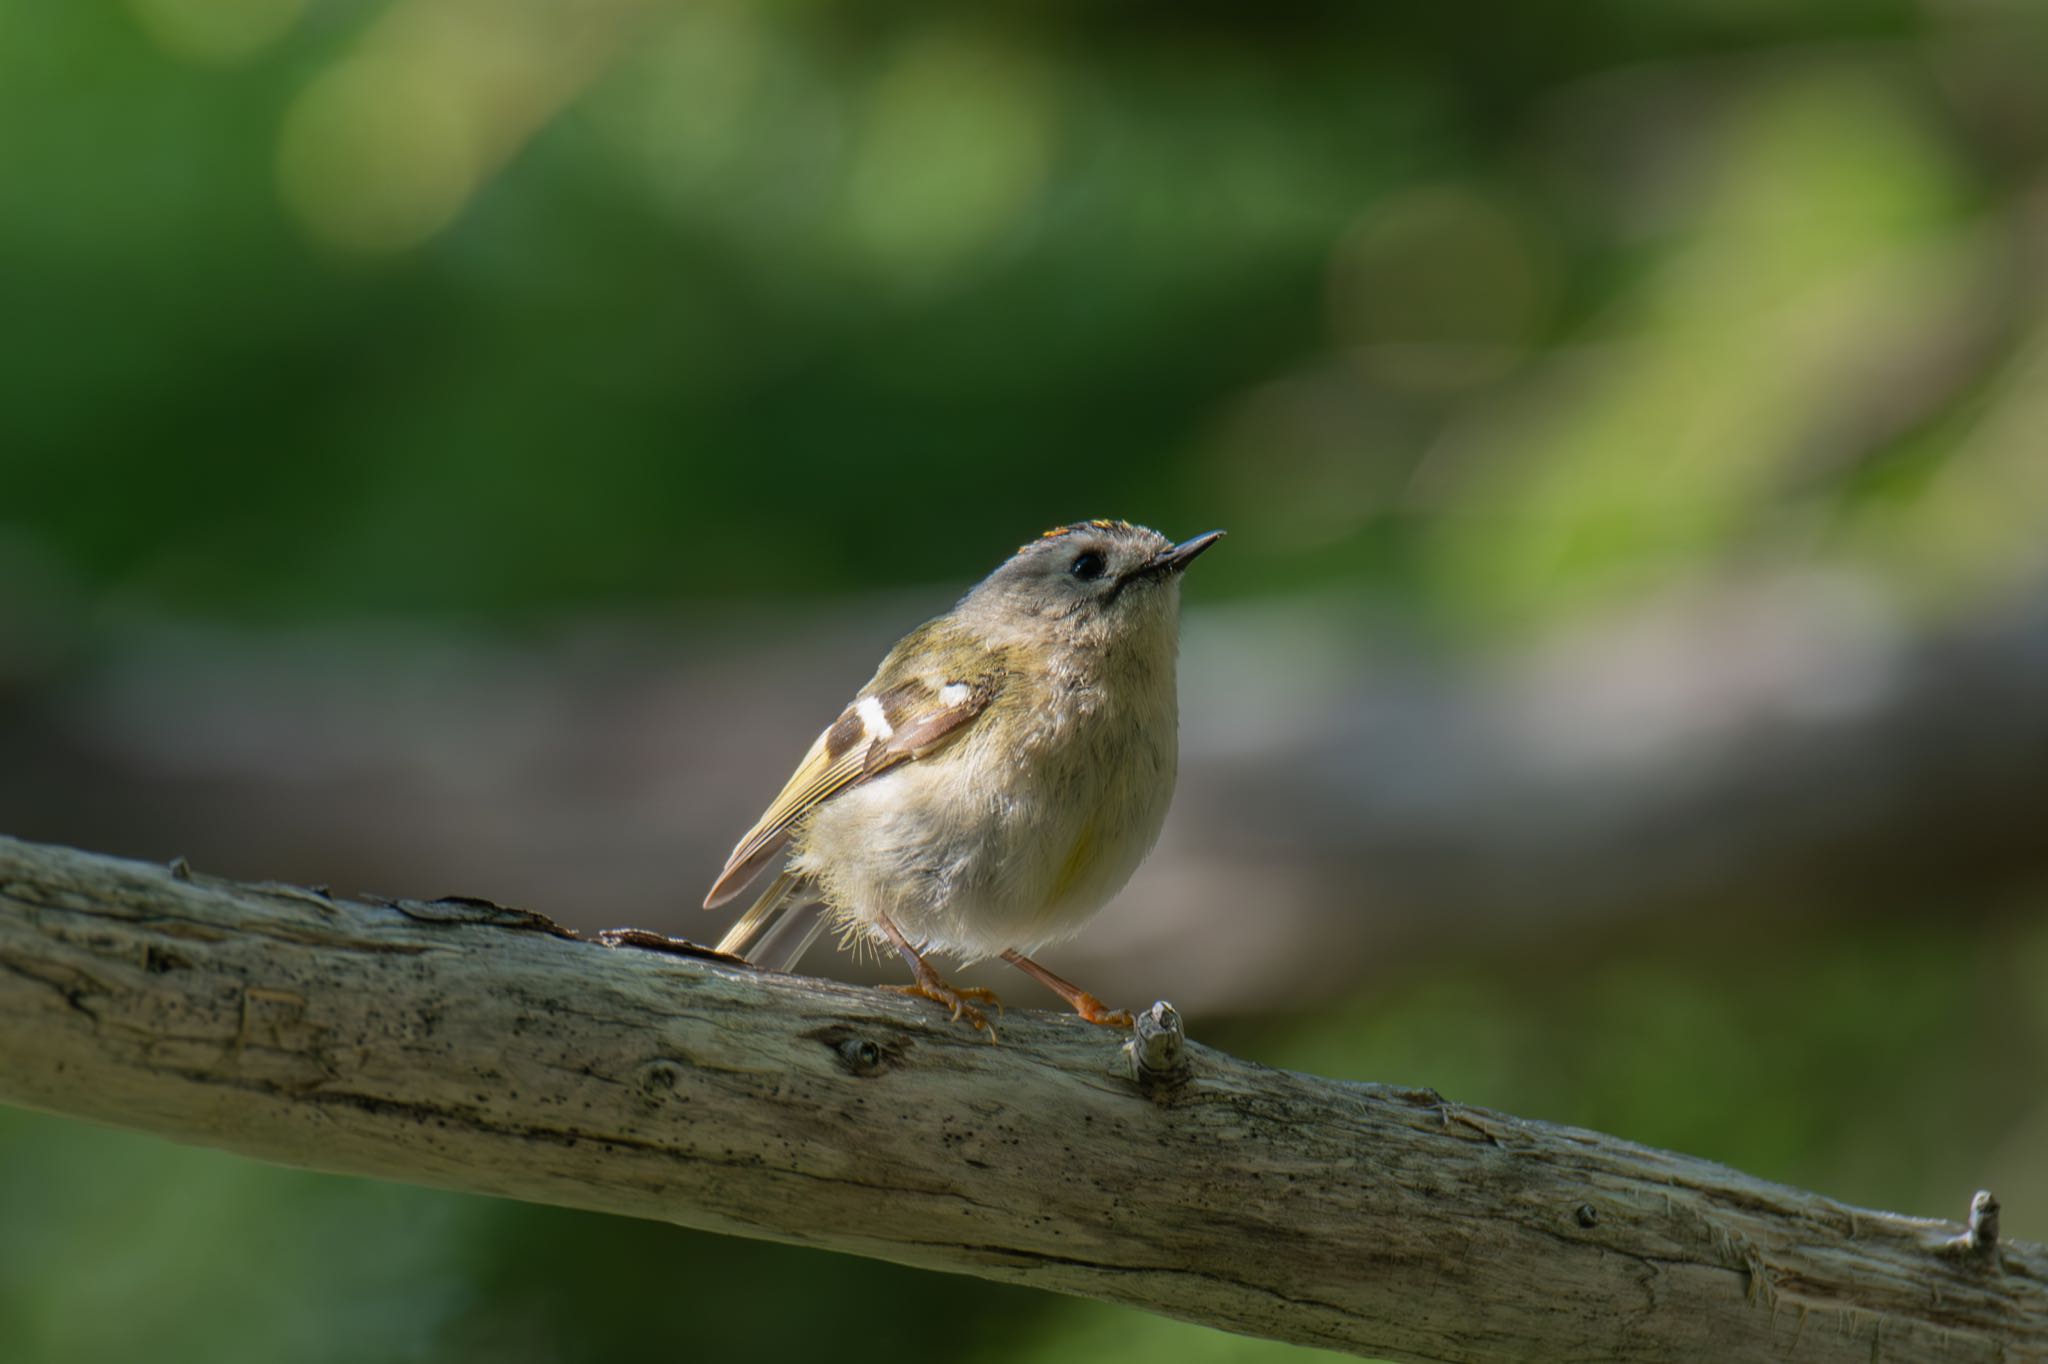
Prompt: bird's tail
<box><xmin>714</xmin><ymin>870</ymin><xmax>828</xmax><ymax>972</ymax></box>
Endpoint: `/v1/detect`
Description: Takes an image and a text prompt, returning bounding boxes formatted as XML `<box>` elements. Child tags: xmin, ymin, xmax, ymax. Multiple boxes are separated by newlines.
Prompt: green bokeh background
<box><xmin>5</xmin><ymin>1</ymin><xmax>2048</xmax><ymax>1360</ymax></box>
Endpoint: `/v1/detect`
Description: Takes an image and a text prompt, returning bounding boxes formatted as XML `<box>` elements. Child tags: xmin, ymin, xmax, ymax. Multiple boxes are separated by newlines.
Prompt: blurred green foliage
<box><xmin>5</xmin><ymin>0</ymin><xmax>2048</xmax><ymax>1359</ymax></box>
<box><xmin>6</xmin><ymin>1</ymin><xmax>2046</xmax><ymax>627</ymax></box>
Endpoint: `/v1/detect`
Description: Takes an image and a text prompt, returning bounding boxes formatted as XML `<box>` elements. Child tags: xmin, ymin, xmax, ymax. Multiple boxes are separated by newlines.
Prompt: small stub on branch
<box><xmin>593</xmin><ymin>927</ymin><xmax>738</xmax><ymax>961</ymax></box>
<box><xmin>252</xmin><ymin>881</ymin><xmax>336</xmax><ymax>911</ymax></box>
<box><xmin>1945</xmin><ymin>1190</ymin><xmax>2001</xmax><ymax>1262</ymax></box>
<box><xmin>380</xmin><ymin>895</ymin><xmax>573</xmax><ymax>936</ymax></box>
<box><xmin>1128</xmin><ymin>1000</ymin><xmax>1189</xmax><ymax>1094</ymax></box>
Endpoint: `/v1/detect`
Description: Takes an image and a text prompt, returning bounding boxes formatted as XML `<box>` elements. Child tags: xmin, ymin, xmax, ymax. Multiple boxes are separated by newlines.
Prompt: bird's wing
<box><xmin>703</xmin><ymin>628</ymin><xmax>1007</xmax><ymax>910</ymax></box>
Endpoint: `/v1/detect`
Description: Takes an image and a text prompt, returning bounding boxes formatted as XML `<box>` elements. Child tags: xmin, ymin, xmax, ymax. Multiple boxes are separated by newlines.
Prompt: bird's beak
<box><xmin>1113</xmin><ymin>530</ymin><xmax>1225</xmax><ymax>595</ymax></box>
<box><xmin>1153</xmin><ymin>529</ymin><xmax>1225</xmax><ymax>574</ymax></box>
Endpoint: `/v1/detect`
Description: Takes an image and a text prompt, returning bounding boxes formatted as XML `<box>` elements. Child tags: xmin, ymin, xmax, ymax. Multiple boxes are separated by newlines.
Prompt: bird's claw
<box><xmin>886</xmin><ymin>982</ymin><xmax>1004</xmax><ymax>1040</ymax></box>
<box><xmin>1071</xmin><ymin>992</ymin><xmax>1133</xmax><ymax>1029</ymax></box>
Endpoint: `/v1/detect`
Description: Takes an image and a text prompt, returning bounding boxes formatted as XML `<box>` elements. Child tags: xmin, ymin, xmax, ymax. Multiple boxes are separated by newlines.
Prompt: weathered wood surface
<box><xmin>0</xmin><ymin>834</ymin><xmax>2040</xmax><ymax>1363</ymax></box>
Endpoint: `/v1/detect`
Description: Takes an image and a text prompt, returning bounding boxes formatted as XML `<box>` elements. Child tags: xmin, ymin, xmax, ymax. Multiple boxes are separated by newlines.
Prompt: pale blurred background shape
<box><xmin>3</xmin><ymin>2</ymin><xmax>2047</xmax><ymax>1361</ymax></box>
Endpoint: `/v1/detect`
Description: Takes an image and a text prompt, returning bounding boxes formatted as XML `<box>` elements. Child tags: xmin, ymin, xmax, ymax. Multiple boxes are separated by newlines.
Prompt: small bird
<box><xmin>704</xmin><ymin>519</ymin><xmax>1222</xmax><ymax>1035</ymax></box>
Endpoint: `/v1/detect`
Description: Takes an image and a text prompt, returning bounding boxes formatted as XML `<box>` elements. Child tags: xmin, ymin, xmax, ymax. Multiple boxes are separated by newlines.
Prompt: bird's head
<box><xmin>960</xmin><ymin>519</ymin><xmax>1223</xmax><ymax>656</ymax></box>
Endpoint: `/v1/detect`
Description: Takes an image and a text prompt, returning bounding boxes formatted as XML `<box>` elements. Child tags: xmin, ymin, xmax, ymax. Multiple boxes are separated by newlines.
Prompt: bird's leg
<box><xmin>875</xmin><ymin>912</ymin><xmax>1002</xmax><ymax>1038</ymax></box>
<box><xmin>999</xmin><ymin>950</ymin><xmax>1133</xmax><ymax>1028</ymax></box>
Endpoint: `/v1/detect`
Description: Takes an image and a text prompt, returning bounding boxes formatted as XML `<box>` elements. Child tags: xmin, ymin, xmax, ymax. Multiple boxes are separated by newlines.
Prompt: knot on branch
<box><xmin>805</xmin><ymin>1024</ymin><xmax>908</xmax><ymax>1077</ymax></box>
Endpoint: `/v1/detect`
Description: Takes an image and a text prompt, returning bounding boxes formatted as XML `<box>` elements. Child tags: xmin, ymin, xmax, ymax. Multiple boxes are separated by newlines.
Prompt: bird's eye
<box><xmin>1069</xmin><ymin>550</ymin><xmax>1107</xmax><ymax>581</ymax></box>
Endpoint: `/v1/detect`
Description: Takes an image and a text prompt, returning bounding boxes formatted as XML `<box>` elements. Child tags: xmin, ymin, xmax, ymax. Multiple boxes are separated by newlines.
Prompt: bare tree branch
<box><xmin>0</xmin><ymin>834</ymin><xmax>2039</xmax><ymax>1363</ymax></box>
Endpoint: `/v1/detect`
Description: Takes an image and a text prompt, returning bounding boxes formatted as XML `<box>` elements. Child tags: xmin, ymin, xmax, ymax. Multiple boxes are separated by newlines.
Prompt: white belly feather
<box><xmin>792</xmin><ymin>663</ymin><xmax>1178</xmax><ymax>962</ymax></box>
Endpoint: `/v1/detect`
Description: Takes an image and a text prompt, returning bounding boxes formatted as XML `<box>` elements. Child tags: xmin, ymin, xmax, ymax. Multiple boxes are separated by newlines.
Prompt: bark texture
<box><xmin>0</xmin><ymin>834</ymin><xmax>2040</xmax><ymax>1363</ymax></box>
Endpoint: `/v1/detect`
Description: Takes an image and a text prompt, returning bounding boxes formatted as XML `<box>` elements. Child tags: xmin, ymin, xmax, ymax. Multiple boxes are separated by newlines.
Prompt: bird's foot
<box><xmin>998</xmin><ymin>949</ymin><xmax>1133</xmax><ymax>1030</ymax></box>
<box><xmin>1067</xmin><ymin>993</ymin><xmax>1133</xmax><ymax>1029</ymax></box>
<box><xmin>885</xmin><ymin>979</ymin><xmax>1003</xmax><ymax>1040</ymax></box>
<box><xmin>872</xmin><ymin>910</ymin><xmax>1002</xmax><ymax>1040</ymax></box>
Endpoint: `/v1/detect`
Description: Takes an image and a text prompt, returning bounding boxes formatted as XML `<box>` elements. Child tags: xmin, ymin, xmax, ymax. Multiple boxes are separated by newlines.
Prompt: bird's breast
<box><xmin>793</xmin><ymin>659</ymin><xmax>1180</xmax><ymax>959</ymax></box>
